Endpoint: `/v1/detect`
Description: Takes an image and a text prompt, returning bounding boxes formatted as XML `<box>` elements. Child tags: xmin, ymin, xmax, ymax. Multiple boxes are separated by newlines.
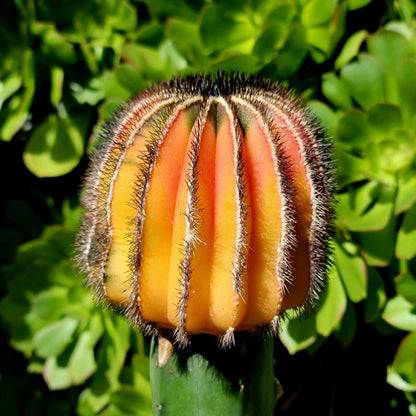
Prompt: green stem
<box><xmin>149</xmin><ymin>334</ymin><xmax>277</xmax><ymax>416</ymax></box>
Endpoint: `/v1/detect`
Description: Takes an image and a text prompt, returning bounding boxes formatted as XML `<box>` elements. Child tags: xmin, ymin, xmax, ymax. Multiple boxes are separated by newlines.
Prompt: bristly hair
<box><xmin>75</xmin><ymin>71</ymin><xmax>336</xmax><ymax>348</ymax></box>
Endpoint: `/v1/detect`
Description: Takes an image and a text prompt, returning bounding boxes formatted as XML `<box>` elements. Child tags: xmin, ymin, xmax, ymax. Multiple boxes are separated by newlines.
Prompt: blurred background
<box><xmin>1</xmin><ymin>0</ymin><xmax>416</xmax><ymax>414</ymax></box>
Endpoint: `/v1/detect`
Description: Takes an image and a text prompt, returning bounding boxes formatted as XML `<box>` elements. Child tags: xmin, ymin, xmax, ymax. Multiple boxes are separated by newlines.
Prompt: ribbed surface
<box><xmin>77</xmin><ymin>74</ymin><xmax>334</xmax><ymax>346</ymax></box>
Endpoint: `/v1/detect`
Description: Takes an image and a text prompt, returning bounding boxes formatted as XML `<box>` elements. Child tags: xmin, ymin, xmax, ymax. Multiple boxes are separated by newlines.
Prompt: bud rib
<box><xmin>139</xmin><ymin>103</ymin><xmax>200</xmax><ymax>326</ymax></box>
<box><xmin>232</xmin><ymin>99</ymin><xmax>286</xmax><ymax>328</ymax></box>
<box><xmin>208</xmin><ymin>99</ymin><xmax>249</xmax><ymax>333</ymax></box>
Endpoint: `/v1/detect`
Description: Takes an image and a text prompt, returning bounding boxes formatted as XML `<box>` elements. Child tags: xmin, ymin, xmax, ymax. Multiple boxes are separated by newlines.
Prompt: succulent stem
<box><xmin>150</xmin><ymin>334</ymin><xmax>277</xmax><ymax>415</ymax></box>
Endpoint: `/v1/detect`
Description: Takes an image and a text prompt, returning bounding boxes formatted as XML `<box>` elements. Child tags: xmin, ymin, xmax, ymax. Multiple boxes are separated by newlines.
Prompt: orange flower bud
<box><xmin>77</xmin><ymin>74</ymin><xmax>334</xmax><ymax>346</ymax></box>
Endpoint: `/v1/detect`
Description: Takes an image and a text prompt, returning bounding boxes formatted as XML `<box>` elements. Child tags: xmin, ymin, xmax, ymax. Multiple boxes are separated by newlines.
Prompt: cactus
<box><xmin>76</xmin><ymin>73</ymin><xmax>334</xmax><ymax>414</ymax></box>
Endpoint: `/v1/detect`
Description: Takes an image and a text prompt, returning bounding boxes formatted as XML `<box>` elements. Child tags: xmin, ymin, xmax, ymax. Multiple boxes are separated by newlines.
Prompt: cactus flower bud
<box><xmin>77</xmin><ymin>74</ymin><xmax>334</xmax><ymax>347</ymax></box>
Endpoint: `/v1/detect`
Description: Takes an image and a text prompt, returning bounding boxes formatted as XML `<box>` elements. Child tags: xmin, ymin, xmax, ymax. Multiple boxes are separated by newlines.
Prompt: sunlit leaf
<box><xmin>335</xmin><ymin>29</ymin><xmax>367</xmax><ymax>69</ymax></box>
<box><xmin>335</xmin><ymin>241</ymin><xmax>367</xmax><ymax>302</ymax></box>
<box><xmin>347</xmin><ymin>0</ymin><xmax>373</xmax><ymax>10</ymax></box>
<box><xmin>275</xmin><ymin>23</ymin><xmax>308</xmax><ymax>78</ymax></box>
<box><xmin>367</xmin><ymin>103</ymin><xmax>402</xmax><ymax>133</ymax></box>
<box><xmin>341</xmin><ymin>55</ymin><xmax>384</xmax><ymax>110</ymax></box>
<box><xmin>279</xmin><ymin>312</ymin><xmax>317</xmax><ymax>355</ymax></box>
<box><xmin>387</xmin><ymin>333</ymin><xmax>416</xmax><ymax>392</ymax></box>
<box><xmin>316</xmin><ymin>266</ymin><xmax>347</xmax><ymax>337</ymax></box>
<box><xmin>322</xmin><ymin>72</ymin><xmax>353</xmax><ymax>110</ymax></box>
<box><xmin>302</xmin><ymin>0</ymin><xmax>337</xmax><ymax>27</ymax></box>
<box><xmin>23</xmin><ymin>112</ymin><xmax>84</xmax><ymax>177</ymax></box>
<box><xmin>382</xmin><ymin>295</ymin><xmax>416</xmax><ymax>332</ymax></box>
<box><xmin>337</xmin><ymin>182</ymin><xmax>395</xmax><ymax>232</ymax></box>
<box><xmin>34</xmin><ymin>317</ymin><xmax>78</xmax><ymax>358</ymax></box>
<box><xmin>395</xmin><ymin>272</ymin><xmax>416</xmax><ymax>305</ymax></box>
<box><xmin>337</xmin><ymin>110</ymin><xmax>372</xmax><ymax>150</ymax></box>
<box><xmin>396</xmin><ymin>169</ymin><xmax>416</xmax><ymax>214</ymax></box>
<box><xmin>199</xmin><ymin>5</ymin><xmax>257</xmax><ymax>53</ymax></box>
<box><xmin>396</xmin><ymin>203</ymin><xmax>416</xmax><ymax>260</ymax></box>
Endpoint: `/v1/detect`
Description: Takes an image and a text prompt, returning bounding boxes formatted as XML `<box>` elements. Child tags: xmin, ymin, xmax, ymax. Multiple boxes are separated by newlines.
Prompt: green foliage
<box><xmin>0</xmin><ymin>210</ymin><xmax>151</xmax><ymax>415</ymax></box>
<box><xmin>2</xmin><ymin>0</ymin><xmax>416</xmax><ymax>414</ymax></box>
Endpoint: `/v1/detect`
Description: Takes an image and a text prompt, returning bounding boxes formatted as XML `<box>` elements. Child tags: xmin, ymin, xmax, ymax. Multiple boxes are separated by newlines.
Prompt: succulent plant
<box><xmin>76</xmin><ymin>73</ymin><xmax>334</xmax><ymax>348</ymax></box>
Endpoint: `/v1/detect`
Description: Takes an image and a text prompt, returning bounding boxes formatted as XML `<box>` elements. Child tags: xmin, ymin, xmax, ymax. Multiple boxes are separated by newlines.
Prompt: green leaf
<box><xmin>396</xmin><ymin>169</ymin><xmax>416</xmax><ymax>214</ymax></box>
<box><xmin>145</xmin><ymin>0</ymin><xmax>202</xmax><ymax>21</ymax></box>
<box><xmin>307</xmin><ymin>26</ymin><xmax>331</xmax><ymax>62</ymax></box>
<box><xmin>368</xmin><ymin>29</ymin><xmax>411</xmax><ymax>104</ymax></box>
<box><xmin>308</xmin><ymin>100</ymin><xmax>337</xmax><ymax>137</ymax></box>
<box><xmin>158</xmin><ymin>40</ymin><xmax>188</xmax><ymax>77</ymax></box>
<box><xmin>397</xmin><ymin>59</ymin><xmax>416</xmax><ymax>123</ymax></box>
<box><xmin>43</xmin><ymin>356</ymin><xmax>72</xmax><ymax>390</ymax></box>
<box><xmin>209</xmin><ymin>54</ymin><xmax>261</xmax><ymax>73</ymax></box>
<box><xmin>111</xmin><ymin>387</ymin><xmax>150</xmax><ymax>414</ymax></box>
<box><xmin>123</xmin><ymin>44</ymin><xmax>165</xmax><ymax>76</ymax></box>
<box><xmin>279</xmin><ymin>312</ymin><xmax>317</xmax><ymax>354</ymax></box>
<box><xmin>354</xmin><ymin>213</ymin><xmax>397</xmax><ymax>266</ymax></box>
<box><xmin>23</xmin><ymin>112</ymin><xmax>84</xmax><ymax>177</ymax></box>
<box><xmin>99</xmin><ymin>72</ymin><xmax>132</xmax><ymax>101</ymax></box>
<box><xmin>199</xmin><ymin>5</ymin><xmax>257</xmax><ymax>53</ymax></box>
<box><xmin>335</xmin><ymin>301</ymin><xmax>357</xmax><ymax>347</ymax></box>
<box><xmin>275</xmin><ymin>23</ymin><xmax>308</xmax><ymax>78</ymax></box>
<box><xmin>341</xmin><ymin>55</ymin><xmax>384</xmax><ymax>110</ymax></box>
<box><xmin>0</xmin><ymin>73</ymin><xmax>22</xmax><ymax>110</ymax></box>
<box><xmin>50</xmin><ymin>66</ymin><xmax>65</xmax><ymax>107</ymax></box>
<box><xmin>367</xmin><ymin>29</ymin><xmax>411</xmax><ymax>74</ymax></box>
<box><xmin>347</xmin><ymin>0</ymin><xmax>373</xmax><ymax>10</ymax></box>
<box><xmin>113</xmin><ymin>0</ymin><xmax>137</xmax><ymax>32</ymax></box>
<box><xmin>302</xmin><ymin>0</ymin><xmax>337</xmax><ymax>27</ymax></box>
<box><xmin>335</xmin><ymin>241</ymin><xmax>367</xmax><ymax>302</ymax></box>
<box><xmin>34</xmin><ymin>317</ymin><xmax>78</xmax><ymax>358</ymax></box>
<box><xmin>70</xmin><ymin>79</ymin><xmax>106</xmax><ymax>106</ymax></box>
<box><xmin>167</xmin><ymin>18</ymin><xmax>208</xmax><ymax>67</ymax></box>
<box><xmin>33</xmin><ymin>287</ymin><xmax>68</xmax><ymax>321</ymax></box>
<box><xmin>335</xmin><ymin>29</ymin><xmax>367</xmax><ymax>69</ymax></box>
<box><xmin>114</xmin><ymin>66</ymin><xmax>144</xmax><ymax>95</ymax></box>
<box><xmin>322</xmin><ymin>72</ymin><xmax>353</xmax><ymax>110</ymax></box>
<box><xmin>0</xmin><ymin>49</ymin><xmax>35</xmax><ymax>141</ymax></box>
<box><xmin>387</xmin><ymin>333</ymin><xmax>416</xmax><ymax>392</ymax></box>
<box><xmin>396</xmin><ymin>204</ymin><xmax>416</xmax><ymax>260</ymax></box>
<box><xmin>364</xmin><ymin>268</ymin><xmax>386</xmax><ymax>322</ymax></box>
<box><xmin>337</xmin><ymin>110</ymin><xmax>372</xmax><ymax>150</ymax></box>
<box><xmin>382</xmin><ymin>295</ymin><xmax>416</xmax><ymax>332</ymax></box>
<box><xmin>337</xmin><ymin>182</ymin><xmax>395</xmax><ymax>232</ymax></box>
<box><xmin>395</xmin><ymin>273</ymin><xmax>416</xmax><ymax>305</ymax></box>
<box><xmin>67</xmin><ymin>314</ymin><xmax>103</xmax><ymax>385</ymax></box>
<box><xmin>101</xmin><ymin>313</ymin><xmax>131</xmax><ymax>388</ymax></box>
<box><xmin>316</xmin><ymin>266</ymin><xmax>347</xmax><ymax>337</ymax></box>
<box><xmin>334</xmin><ymin>148</ymin><xmax>368</xmax><ymax>187</ymax></box>
<box><xmin>253</xmin><ymin>4</ymin><xmax>297</xmax><ymax>62</ymax></box>
<box><xmin>41</xmin><ymin>28</ymin><xmax>78</xmax><ymax>65</ymax></box>
<box><xmin>367</xmin><ymin>103</ymin><xmax>403</xmax><ymax>133</ymax></box>
<box><xmin>132</xmin><ymin>355</ymin><xmax>151</xmax><ymax>394</ymax></box>
<box><xmin>366</xmin><ymin>133</ymin><xmax>414</xmax><ymax>175</ymax></box>
<box><xmin>77</xmin><ymin>387</ymin><xmax>110</xmax><ymax>416</ymax></box>
<box><xmin>68</xmin><ymin>331</ymin><xmax>97</xmax><ymax>385</ymax></box>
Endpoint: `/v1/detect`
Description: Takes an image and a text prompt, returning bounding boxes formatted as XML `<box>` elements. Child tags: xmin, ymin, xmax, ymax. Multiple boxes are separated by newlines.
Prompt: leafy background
<box><xmin>1</xmin><ymin>0</ymin><xmax>416</xmax><ymax>414</ymax></box>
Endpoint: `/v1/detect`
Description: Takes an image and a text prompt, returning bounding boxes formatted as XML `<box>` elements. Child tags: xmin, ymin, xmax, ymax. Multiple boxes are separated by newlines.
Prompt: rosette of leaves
<box><xmin>164</xmin><ymin>0</ymin><xmax>374</xmax><ymax>76</ymax></box>
<box><xmin>1</xmin><ymin>0</ymin><xmax>376</xmax><ymax>180</ymax></box>
<box><xmin>0</xmin><ymin>0</ymin><xmax>139</xmax><ymax>177</ymax></box>
<box><xmin>305</xmin><ymin>19</ymin><xmax>416</xmax><ymax>408</ymax></box>
<box><xmin>0</xmin><ymin>205</ymin><xmax>151</xmax><ymax>415</ymax></box>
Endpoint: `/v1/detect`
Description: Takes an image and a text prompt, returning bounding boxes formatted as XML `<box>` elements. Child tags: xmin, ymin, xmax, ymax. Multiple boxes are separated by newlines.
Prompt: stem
<box><xmin>149</xmin><ymin>334</ymin><xmax>277</xmax><ymax>416</ymax></box>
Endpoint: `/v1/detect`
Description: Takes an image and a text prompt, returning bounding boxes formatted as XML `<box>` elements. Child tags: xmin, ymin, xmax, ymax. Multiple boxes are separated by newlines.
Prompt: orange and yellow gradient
<box><xmin>78</xmin><ymin>76</ymin><xmax>333</xmax><ymax>346</ymax></box>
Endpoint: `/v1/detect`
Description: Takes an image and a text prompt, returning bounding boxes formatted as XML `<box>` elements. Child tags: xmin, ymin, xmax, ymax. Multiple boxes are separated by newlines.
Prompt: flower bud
<box><xmin>77</xmin><ymin>74</ymin><xmax>334</xmax><ymax>346</ymax></box>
